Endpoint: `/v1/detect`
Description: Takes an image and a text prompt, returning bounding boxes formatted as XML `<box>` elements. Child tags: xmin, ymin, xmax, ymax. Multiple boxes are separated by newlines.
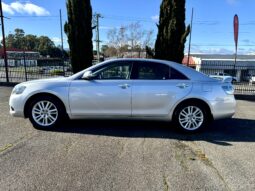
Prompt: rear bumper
<box><xmin>210</xmin><ymin>95</ymin><xmax>236</xmax><ymax>120</ymax></box>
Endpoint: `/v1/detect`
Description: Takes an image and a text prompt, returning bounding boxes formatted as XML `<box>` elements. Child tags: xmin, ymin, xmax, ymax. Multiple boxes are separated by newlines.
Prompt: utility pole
<box><xmin>0</xmin><ymin>0</ymin><xmax>9</xmax><ymax>82</ymax></box>
<box><xmin>59</xmin><ymin>9</ymin><xmax>64</xmax><ymax>53</ymax></box>
<box><xmin>187</xmin><ymin>8</ymin><xmax>194</xmax><ymax>67</ymax></box>
<box><xmin>95</xmin><ymin>13</ymin><xmax>102</xmax><ymax>63</ymax></box>
<box><xmin>59</xmin><ymin>9</ymin><xmax>65</xmax><ymax>75</ymax></box>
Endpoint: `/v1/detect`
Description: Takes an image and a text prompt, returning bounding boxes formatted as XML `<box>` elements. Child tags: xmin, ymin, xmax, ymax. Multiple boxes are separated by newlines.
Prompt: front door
<box><xmin>69</xmin><ymin>61</ymin><xmax>132</xmax><ymax>116</ymax></box>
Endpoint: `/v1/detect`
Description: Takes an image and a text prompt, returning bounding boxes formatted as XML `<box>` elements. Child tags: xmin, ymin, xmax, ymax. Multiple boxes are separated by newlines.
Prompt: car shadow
<box><xmin>47</xmin><ymin>117</ymin><xmax>255</xmax><ymax>146</ymax></box>
<box><xmin>235</xmin><ymin>94</ymin><xmax>255</xmax><ymax>101</ymax></box>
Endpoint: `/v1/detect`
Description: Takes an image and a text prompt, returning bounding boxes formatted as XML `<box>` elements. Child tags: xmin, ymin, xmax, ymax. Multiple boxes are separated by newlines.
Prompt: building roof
<box><xmin>190</xmin><ymin>54</ymin><xmax>255</xmax><ymax>60</ymax></box>
<box><xmin>182</xmin><ymin>56</ymin><xmax>199</xmax><ymax>66</ymax></box>
<box><xmin>0</xmin><ymin>48</ymin><xmax>39</xmax><ymax>57</ymax></box>
<box><xmin>0</xmin><ymin>48</ymin><xmax>38</xmax><ymax>54</ymax></box>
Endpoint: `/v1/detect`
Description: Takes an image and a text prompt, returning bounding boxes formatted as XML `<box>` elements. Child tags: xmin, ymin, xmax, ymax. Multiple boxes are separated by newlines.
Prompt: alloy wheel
<box><xmin>32</xmin><ymin>101</ymin><xmax>58</xmax><ymax>127</ymax></box>
<box><xmin>178</xmin><ymin>106</ymin><xmax>204</xmax><ymax>131</ymax></box>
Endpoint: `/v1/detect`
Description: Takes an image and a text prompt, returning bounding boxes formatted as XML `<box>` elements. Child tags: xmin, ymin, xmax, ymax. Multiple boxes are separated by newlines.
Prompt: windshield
<box><xmin>67</xmin><ymin>60</ymin><xmax>111</xmax><ymax>80</ymax></box>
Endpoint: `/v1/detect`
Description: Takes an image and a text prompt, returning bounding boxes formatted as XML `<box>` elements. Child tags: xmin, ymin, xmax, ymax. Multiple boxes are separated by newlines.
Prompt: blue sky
<box><xmin>1</xmin><ymin>0</ymin><xmax>255</xmax><ymax>54</ymax></box>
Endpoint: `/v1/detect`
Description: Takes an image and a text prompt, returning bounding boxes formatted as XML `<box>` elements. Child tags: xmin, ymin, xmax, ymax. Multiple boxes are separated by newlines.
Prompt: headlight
<box><xmin>222</xmin><ymin>84</ymin><xmax>234</xmax><ymax>95</ymax></box>
<box><xmin>12</xmin><ymin>85</ymin><xmax>26</xmax><ymax>95</ymax></box>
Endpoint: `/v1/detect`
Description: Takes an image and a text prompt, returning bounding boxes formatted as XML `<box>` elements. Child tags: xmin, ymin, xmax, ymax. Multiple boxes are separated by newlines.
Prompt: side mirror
<box><xmin>82</xmin><ymin>71</ymin><xmax>95</xmax><ymax>80</ymax></box>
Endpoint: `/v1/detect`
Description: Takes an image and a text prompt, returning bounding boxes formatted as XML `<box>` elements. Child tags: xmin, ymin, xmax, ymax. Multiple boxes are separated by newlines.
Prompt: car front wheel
<box><xmin>28</xmin><ymin>96</ymin><xmax>65</xmax><ymax>130</ymax></box>
<box><xmin>174</xmin><ymin>103</ymin><xmax>208</xmax><ymax>133</ymax></box>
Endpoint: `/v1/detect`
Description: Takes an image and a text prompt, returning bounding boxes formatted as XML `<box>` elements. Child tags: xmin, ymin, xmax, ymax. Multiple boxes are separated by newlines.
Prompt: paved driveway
<box><xmin>0</xmin><ymin>86</ymin><xmax>255</xmax><ymax>191</ymax></box>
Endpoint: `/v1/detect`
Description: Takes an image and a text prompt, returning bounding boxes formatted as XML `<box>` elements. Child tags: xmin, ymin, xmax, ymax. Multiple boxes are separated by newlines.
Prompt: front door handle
<box><xmin>176</xmin><ymin>83</ymin><xmax>189</xmax><ymax>89</ymax></box>
<box><xmin>118</xmin><ymin>84</ymin><xmax>130</xmax><ymax>89</ymax></box>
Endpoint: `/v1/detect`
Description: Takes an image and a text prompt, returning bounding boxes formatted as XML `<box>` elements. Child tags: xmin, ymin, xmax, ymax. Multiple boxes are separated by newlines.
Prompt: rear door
<box><xmin>131</xmin><ymin>61</ymin><xmax>192</xmax><ymax>116</ymax></box>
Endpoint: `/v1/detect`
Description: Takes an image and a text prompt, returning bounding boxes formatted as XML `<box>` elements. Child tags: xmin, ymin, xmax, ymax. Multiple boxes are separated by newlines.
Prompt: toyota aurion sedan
<box><xmin>9</xmin><ymin>59</ymin><xmax>236</xmax><ymax>132</ymax></box>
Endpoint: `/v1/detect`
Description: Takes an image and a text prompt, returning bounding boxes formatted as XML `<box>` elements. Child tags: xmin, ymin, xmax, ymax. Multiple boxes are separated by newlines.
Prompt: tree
<box><xmin>101</xmin><ymin>45</ymin><xmax>108</xmax><ymax>54</ymax></box>
<box><xmin>127</xmin><ymin>22</ymin><xmax>144</xmax><ymax>52</ymax></box>
<box><xmin>48</xmin><ymin>47</ymin><xmax>64</xmax><ymax>58</ymax></box>
<box><xmin>107</xmin><ymin>23</ymin><xmax>154</xmax><ymax>57</ymax></box>
<box><xmin>101</xmin><ymin>45</ymin><xmax>117</xmax><ymax>57</ymax></box>
<box><xmin>4</xmin><ymin>28</ymin><xmax>62</xmax><ymax>58</ymax></box>
<box><xmin>143</xmin><ymin>30</ymin><xmax>154</xmax><ymax>49</ymax></box>
<box><xmin>24</xmin><ymin>35</ymin><xmax>38</xmax><ymax>50</ymax></box>
<box><xmin>145</xmin><ymin>46</ymin><xmax>154</xmax><ymax>58</ymax></box>
<box><xmin>14</xmin><ymin>29</ymin><xmax>26</xmax><ymax>49</ymax></box>
<box><xmin>107</xmin><ymin>26</ymin><xmax>128</xmax><ymax>57</ymax></box>
<box><xmin>64</xmin><ymin>0</ymin><xmax>93</xmax><ymax>73</ymax></box>
<box><xmin>5</xmin><ymin>28</ymin><xmax>25</xmax><ymax>49</ymax></box>
<box><xmin>5</xmin><ymin>34</ymin><xmax>16</xmax><ymax>48</ymax></box>
<box><xmin>37</xmin><ymin>36</ymin><xmax>55</xmax><ymax>56</ymax></box>
<box><xmin>155</xmin><ymin>0</ymin><xmax>190</xmax><ymax>63</ymax></box>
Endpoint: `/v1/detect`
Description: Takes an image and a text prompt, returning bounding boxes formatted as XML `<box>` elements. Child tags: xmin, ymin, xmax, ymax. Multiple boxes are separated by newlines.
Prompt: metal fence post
<box><xmin>23</xmin><ymin>51</ymin><xmax>28</xmax><ymax>81</ymax></box>
<box><xmin>62</xmin><ymin>59</ymin><xmax>65</xmax><ymax>77</ymax></box>
<box><xmin>0</xmin><ymin>0</ymin><xmax>9</xmax><ymax>83</ymax></box>
<box><xmin>3</xmin><ymin>55</ymin><xmax>9</xmax><ymax>82</ymax></box>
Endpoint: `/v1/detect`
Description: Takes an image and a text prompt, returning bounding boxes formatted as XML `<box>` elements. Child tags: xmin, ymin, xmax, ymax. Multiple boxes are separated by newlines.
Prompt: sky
<box><xmin>1</xmin><ymin>0</ymin><xmax>255</xmax><ymax>55</ymax></box>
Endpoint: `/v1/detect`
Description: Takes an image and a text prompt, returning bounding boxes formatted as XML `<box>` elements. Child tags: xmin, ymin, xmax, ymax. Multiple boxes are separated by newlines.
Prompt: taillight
<box><xmin>222</xmin><ymin>84</ymin><xmax>234</xmax><ymax>95</ymax></box>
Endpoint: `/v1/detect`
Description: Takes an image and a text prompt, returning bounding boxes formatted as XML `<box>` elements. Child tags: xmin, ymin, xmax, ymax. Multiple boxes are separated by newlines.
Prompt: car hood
<box><xmin>20</xmin><ymin>77</ymin><xmax>69</xmax><ymax>85</ymax></box>
<box><xmin>23</xmin><ymin>76</ymin><xmax>68</xmax><ymax>83</ymax></box>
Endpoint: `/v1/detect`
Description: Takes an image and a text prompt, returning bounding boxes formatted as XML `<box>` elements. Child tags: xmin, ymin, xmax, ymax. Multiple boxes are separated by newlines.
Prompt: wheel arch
<box><xmin>24</xmin><ymin>92</ymin><xmax>68</xmax><ymax>118</ymax></box>
<box><xmin>172</xmin><ymin>98</ymin><xmax>213</xmax><ymax>121</ymax></box>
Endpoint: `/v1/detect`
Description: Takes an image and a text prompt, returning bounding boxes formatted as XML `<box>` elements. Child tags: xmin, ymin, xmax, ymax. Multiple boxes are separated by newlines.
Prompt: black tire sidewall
<box><xmin>28</xmin><ymin>96</ymin><xmax>65</xmax><ymax>130</ymax></box>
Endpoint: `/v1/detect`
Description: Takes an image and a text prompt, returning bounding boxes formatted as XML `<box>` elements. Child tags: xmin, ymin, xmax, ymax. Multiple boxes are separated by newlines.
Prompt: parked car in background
<box><xmin>209</xmin><ymin>72</ymin><xmax>237</xmax><ymax>83</ymax></box>
<box><xmin>244</xmin><ymin>74</ymin><xmax>255</xmax><ymax>84</ymax></box>
<box><xmin>9</xmin><ymin>59</ymin><xmax>236</xmax><ymax>133</ymax></box>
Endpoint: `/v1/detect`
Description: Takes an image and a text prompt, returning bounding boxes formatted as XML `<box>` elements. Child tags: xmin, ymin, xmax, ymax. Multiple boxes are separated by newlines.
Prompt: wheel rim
<box><xmin>178</xmin><ymin>106</ymin><xmax>204</xmax><ymax>131</ymax></box>
<box><xmin>32</xmin><ymin>101</ymin><xmax>58</xmax><ymax>127</ymax></box>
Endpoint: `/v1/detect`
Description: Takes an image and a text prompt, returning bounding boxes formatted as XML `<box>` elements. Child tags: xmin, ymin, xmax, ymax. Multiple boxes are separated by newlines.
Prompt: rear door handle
<box><xmin>118</xmin><ymin>84</ymin><xmax>130</xmax><ymax>89</ymax></box>
<box><xmin>176</xmin><ymin>83</ymin><xmax>189</xmax><ymax>89</ymax></box>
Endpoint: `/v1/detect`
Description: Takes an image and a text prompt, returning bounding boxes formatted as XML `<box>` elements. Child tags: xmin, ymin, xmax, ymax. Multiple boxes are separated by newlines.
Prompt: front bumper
<box><xmin>9</xmin><ymin>94</ymin><xmax>25</xmax><ymax>118</ymax></box>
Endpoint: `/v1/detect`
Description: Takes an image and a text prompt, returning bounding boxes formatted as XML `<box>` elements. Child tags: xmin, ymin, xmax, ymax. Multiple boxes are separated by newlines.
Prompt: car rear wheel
<box><xmin>174</xmin><ymin>103</ymin><xmax>208</xmax><ymax>133</ymax></box>
<box><xmin>28</xmin><ymin>96</ymin><xmax>65</xmax><ymax>130</ymax></box>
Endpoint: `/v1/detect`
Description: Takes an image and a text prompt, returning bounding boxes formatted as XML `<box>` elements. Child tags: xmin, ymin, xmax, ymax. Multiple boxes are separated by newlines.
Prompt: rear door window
<box><xmin>131</xmin><ymin>61</ymin><xmax>188</xmax><ymax>80</ymax></box>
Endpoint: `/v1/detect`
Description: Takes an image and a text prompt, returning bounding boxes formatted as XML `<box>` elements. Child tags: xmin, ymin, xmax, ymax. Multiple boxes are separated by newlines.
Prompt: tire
<box><xmin>173</xmin><ymin>102</ymin><xmax>209</xmax><ymax>133</ymax></box>
<box><xmin>28</xmin><ymin>95</ymin><xmax>66</xmax><ymax>130</ymax></box>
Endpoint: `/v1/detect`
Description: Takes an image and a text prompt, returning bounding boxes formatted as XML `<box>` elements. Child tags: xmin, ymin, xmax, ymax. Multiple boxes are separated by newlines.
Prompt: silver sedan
<box><xmin>9</xmin><ymin>58</ymin><xmax>236</xmax><ymax>132</ymax></box>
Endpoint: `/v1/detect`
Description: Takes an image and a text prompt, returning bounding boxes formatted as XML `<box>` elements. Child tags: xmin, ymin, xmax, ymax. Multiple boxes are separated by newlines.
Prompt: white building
<box><xmin>0</xmin><ymin>49</ymin><xmax>40</xmax><ymax>67</ymax></box>
<box><xmin>184</xmin><ymin>54</ymin><xmax>255</xmax><ymax>82</ymax></box>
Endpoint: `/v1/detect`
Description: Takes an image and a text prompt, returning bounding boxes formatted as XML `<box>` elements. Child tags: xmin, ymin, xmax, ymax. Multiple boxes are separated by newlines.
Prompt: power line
<box><xmin>96</xmin><ymin>14</ymin><xmax>156</xmax><ymax>23</ymax></box>
<box><xmin>8</xmin><ymin>15</ymin><xmax>60</xmax><ymax>18</ymax></box>
<box><xmin>4</xmin><ymin>14</ymin><xmax>255</xmax><ymax>27</ymax></box>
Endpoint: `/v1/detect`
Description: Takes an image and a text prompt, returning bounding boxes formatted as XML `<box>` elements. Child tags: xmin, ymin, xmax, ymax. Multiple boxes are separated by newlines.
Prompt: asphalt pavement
<box><xmin>0</xmin><ymin>86</ymin><xmax>255</xmax><ymax>191</ymax></box>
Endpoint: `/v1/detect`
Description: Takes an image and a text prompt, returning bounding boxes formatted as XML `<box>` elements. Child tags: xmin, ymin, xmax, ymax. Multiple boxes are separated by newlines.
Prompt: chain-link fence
<box><xmin>1</xmin><ymin>56</ymin><xmax>255</xmax><ymax>94</ymax></box>
<box><xmin>0</xmin><ymin>53</ymin><xmax>72</xmax><ymax>83</ymax></box>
